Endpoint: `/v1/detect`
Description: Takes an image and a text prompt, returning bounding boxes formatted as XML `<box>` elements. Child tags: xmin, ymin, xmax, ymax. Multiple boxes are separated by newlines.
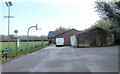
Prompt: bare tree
<box><xmin>55</xmin><ymin>26</ymin><xmax>71</xmax><ymax>32</ymax></box>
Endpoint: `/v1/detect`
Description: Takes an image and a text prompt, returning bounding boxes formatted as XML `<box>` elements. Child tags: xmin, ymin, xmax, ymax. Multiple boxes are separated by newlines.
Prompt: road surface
<box><xmin>1</xmin><ymin>45</ymin><xmax>118</xmax><ymax>72</ymax></box>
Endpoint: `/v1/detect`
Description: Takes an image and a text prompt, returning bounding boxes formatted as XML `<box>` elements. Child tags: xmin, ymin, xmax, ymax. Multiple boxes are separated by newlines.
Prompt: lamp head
<box><xmin>8</xmin><ymin>2</ymin><xmax>13</xmax><ymax>6</ymax></box>
<box><xmin>5</xmin><ymin>1</ymin><xmax>12</xmax><ymax>7</ymax></box>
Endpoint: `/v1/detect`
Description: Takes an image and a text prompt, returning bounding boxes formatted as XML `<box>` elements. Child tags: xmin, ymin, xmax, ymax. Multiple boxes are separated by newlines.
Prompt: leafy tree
<box><xmin>95</xmin><ymin>1</ymin><xmax>120</xmax><ymax>44</ymax></box>
<box><xmin>92</xmin><ymin>19</ymin><xmax>112</xmax><ymax>31</ymax></box>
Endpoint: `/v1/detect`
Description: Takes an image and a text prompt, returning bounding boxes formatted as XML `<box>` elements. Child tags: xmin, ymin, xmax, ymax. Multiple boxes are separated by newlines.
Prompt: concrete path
<box><xmin>1</xmin><ymin>45</ymin><xmax>118</xmax><ymax>72</ymax></box>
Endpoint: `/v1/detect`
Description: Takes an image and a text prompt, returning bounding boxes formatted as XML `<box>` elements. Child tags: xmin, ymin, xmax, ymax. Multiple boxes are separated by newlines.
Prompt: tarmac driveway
<box><xmin>2</xmin><ymin>45</ymin><xmax>118</xmax><ymax>72</ymax></box>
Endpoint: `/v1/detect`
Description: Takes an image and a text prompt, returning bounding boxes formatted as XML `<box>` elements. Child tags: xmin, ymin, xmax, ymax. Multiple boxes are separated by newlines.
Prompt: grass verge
<box><xmin>0</xmin><ymin>44</ymin><xmax>52</xmax><ymax>64</ymax></box>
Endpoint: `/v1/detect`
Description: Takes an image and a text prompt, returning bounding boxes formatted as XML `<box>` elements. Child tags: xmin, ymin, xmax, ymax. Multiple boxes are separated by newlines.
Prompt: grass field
<box><xmin>0</xmin><ymin>41</ymin><xmax>50</xmax><ymax>63</ymax></box>
<box><xmin>1</xmin><ymin>41</ymin><xmax>48</xmax><ymax>51</ymax></box>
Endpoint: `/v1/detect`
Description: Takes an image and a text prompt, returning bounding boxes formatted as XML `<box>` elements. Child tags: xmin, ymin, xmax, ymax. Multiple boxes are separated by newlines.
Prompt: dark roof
<box><xmin>47</xmin><ymin>31</ymin><xmax>64</xmax><ymax>38</ymax></box>
<box><xmin>79</xmin><ymin>26</ymin><xmax>105</xmax><ymax>34</ymax></box>
<box><xmin>48</xmin><ymin>29</ymin><xmax>80</xmax><ymax>38</ymax></box>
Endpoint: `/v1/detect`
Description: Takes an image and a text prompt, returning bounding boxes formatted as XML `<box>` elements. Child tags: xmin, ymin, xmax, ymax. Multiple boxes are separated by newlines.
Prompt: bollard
<box><xmin>42</xmin><ymin>42</ymin><xmax>44</xmax><ymax>46</ymax></box>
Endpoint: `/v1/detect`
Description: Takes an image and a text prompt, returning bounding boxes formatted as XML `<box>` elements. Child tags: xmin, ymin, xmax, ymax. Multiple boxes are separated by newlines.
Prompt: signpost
<box><xmin>17</xmin><ymin>39</ymin><xmax>20</xmax><ymax>47</ymax></box>
<box><xmin>14</xmin><ymin>30</ymin><xmax>18</xmax><ymax>55</ymax></box>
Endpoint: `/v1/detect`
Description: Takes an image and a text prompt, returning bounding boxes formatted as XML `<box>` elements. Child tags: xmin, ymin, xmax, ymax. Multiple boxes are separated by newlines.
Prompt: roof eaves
<box><xmin>55</xmin><ymin>29</ymin><xmax>80</xmax><ymax>37</ymax></box>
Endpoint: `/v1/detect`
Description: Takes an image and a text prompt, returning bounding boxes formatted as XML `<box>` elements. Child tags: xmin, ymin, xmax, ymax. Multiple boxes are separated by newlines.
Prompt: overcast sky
<box><xmin>0</xmin><ymin>0</ymin><xmax>100</xmax><ymax>36</ymax></box>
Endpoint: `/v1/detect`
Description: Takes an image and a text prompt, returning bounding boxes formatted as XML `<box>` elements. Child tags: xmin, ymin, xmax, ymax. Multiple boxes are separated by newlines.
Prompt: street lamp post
<box><xmin>27</xmin><ymin>24</ymin><xmax>40</xmax><ymax>50</ymax></box>
<box><xmin>5</xmin><ymin>2</ymin><xmax>13</xmax><ymax>51</ymax></box>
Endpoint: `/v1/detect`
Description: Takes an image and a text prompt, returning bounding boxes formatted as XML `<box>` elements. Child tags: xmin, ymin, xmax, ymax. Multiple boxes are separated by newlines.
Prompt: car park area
<box><xmin>2</xmin><ymin>45</ymin><xmax>118</xmax><ymax>72</ymax></box>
